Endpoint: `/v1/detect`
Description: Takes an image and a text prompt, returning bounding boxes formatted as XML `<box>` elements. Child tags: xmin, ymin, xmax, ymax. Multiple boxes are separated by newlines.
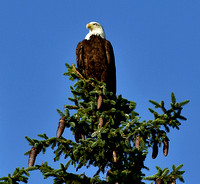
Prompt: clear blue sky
<box><xmin>0</xmin><ymin>0</ymin><xmax>199</xmax><ymax>183</ymax></box>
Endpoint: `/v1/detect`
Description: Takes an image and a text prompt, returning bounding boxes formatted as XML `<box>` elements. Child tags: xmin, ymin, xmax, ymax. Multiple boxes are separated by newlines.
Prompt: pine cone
<box><xmin>98</xmin><ymin>117</ymin><xmax>104</xmax><ymax>127</ymax></box>
<box><xmin>56</xmin><ymin>116</ymin><xmax>66</xmax><ymax>138</ymax></box>
<box><xmin>75</xmin><ymin>130</ymin><xmax>85</xmax><ymax>143</ymax></box>
<box><xmin>152</xmin><ymin>142</ymin><xmax>158</xmax><ymax>159</ymax></box>
<box><xmin>97</xmin><ymin>95</ymin><xmax>103</xmax><ymax>109</ymax></box>
<box><xmin>113</xmin><ymin>150</ymin><xmax>117</xmax><ymax>162</ymax></box>
<box><xmin>163</xmin><ymin>137</ymin><xmax>169</xmax><ymax>157</ymax></box>
<box><xmin>135</xmin><ymin>136</ymin><xmax>140</xmax><ymax>149</ymax></box>
<box><xmin>28</xmin><ymin>147</ymin><xmax>37</xmax><ymax>167</ymax></box>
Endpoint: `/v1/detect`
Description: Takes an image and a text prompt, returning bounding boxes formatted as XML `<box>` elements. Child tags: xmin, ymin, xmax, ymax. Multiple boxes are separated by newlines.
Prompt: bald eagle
<box><xmin>76</xmin><ymin>22</ymin><xmax>116</xmax><ymax>96</ymax></box>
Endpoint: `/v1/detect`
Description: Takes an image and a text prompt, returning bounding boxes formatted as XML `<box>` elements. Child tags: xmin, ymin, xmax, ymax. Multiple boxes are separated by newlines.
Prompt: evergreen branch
<box><xmin>144</xmin><ymin>164</ymin><xmax>185</xmax><ymax>183</ymax></box>
<box><xmin>148</xmin><ymin>92</ymin><xmax>189</xmax><ymax>132</ymax></box>
<box><xmin>0</xmin><ymin>166</ymin><xmax>39</xmax><ymax>184</ymax></box>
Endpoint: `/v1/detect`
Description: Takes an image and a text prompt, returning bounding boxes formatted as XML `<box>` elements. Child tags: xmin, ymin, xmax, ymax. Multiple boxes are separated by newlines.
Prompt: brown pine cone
<box><xmin>163</xmin><ymin>137</ymin><xmax>169</xmax><ymax>157</ymax></box>
<box><xmin>28</xmin><ymin>147</ymin><xmax>37</xmax><ymax>167</ymax></box>
<box><xmin>113</xmin><ymin>150</ymin><xmax>117</xmax><ymax>162</ymax></box>
<box><xmin>98</xmin><ymin>117</ymin><xmax>104</xmax><ymax>127</ymax></box>
<box><xmin>152</xmin><ymin>142</ymin><xmax>158</xmax><ymax>159</ymax></box>
<box><xmin>135</xmin><ymin>136</ymin><xmax>140</xmax><ymax>149</ymax></box>
<box><xmin>75</xmin><ymin>130</ymin><xmax>85</xmax><ymax>143</ymax></box>
<box><xmin>56</xmin><ymin>116</ymin><xmax>65</xmax><ymax>138</ymax></box>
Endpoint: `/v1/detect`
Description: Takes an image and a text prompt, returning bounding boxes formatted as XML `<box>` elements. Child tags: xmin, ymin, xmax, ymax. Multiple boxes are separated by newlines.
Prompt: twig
<box><xmin>72</xmin><ymin>64</ymin><xmax>85</xmax><ymax>79</ymax></box>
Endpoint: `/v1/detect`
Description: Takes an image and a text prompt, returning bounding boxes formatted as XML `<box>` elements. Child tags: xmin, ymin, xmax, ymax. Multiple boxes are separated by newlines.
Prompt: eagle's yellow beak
<box><xmin>86</xmin><ymin>23</ymin><xmax>93</xmax><ymax>30</ymax></box>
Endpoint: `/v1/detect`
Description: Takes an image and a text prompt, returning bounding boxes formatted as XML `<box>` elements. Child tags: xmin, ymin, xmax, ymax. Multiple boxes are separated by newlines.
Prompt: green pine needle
<box><xmin>171</xmin><ymin>92</ymin><xmax>176</xmax><ymax>104</ymax></box>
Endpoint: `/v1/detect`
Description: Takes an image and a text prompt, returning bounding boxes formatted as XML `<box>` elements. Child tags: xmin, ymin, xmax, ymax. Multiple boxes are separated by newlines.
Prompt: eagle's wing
<box><xmin>105</xmin><ymin>40</ymin><xmax>116</xmax><ymax>94</ymax></box>
<box><xmin>76</xmin><ymin>41</ymin><xmax>85</xmax><ymax>75</ymax></box>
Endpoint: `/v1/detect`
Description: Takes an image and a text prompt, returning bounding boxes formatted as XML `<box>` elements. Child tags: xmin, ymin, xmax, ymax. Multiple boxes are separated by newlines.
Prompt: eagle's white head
<box><xmin>85</xmin><ymin>22</ymin><xmax>106</xmax><ymax>40</ymax></box>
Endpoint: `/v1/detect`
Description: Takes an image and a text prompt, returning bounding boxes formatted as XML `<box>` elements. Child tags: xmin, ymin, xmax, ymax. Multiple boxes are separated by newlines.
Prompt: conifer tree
<box><xmin>0</xmin><ymin>63</ymin><xmax>189</xmax><ymax>184</ymax></box>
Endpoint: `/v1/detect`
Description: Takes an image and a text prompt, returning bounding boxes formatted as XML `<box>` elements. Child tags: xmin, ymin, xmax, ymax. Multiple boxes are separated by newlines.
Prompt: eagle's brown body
<box><xmin>76</xmin><ymin>35</ymin><xmax>116</xmax><ymax>94</ymax></box>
